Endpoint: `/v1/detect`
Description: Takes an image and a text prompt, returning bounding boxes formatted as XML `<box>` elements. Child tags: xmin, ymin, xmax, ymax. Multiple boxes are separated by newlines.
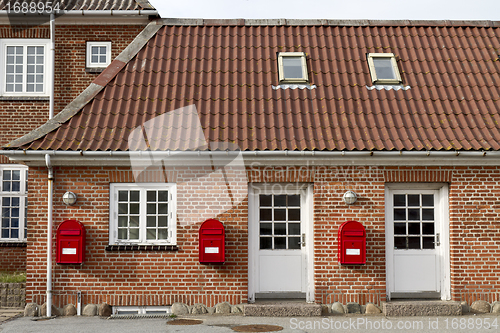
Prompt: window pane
<box><xmin>147</xmin><ymin>203</ymin><xmax>156</xmax><ymax>214</ymax></box>
<box><xmin>393</xmin><ymin>194</ymin><xmax>406</xmax><ymax>206</ymax></box>
<box><xmin>260</xmin><ymin>223</ymin><xmax>272</xmax><ymax>235</ymax></box>
<box><xmin>118</xmin><ymin>229</ymin><xmax>127</xmax><ymax>240</ymax></box>
<box><xmin>158</xmin><ymin>229</ymin><xmax>168</xmax><ymax>240</ymax></box>
<box><xmin>423</xmin><ymin>237</ymin><xmax>435</xmax><ymax>249</ymax></box>
<box><xmin>129</xmin><ymin>203</ymin><xmax>139</xmax><ymax>215</ymax></box>
<box><xmin>394</xmin><ymin>208</ymin><xmax>406</xmax><ymax>221</ymax></box>
<box><xmin>408</xmin><ymin>209</ymin><xmax>420</xmax><ymax>221</ymax></box>
<box><xmin>274</xmin><ymin>223</ymin><xmax>286</xmax><ymax>235</ymax></box>
<box><xmin>274</xmin><ymin>195</ymin><xmax>286</xmax><ymax>207</ymax></box>
<box><xmin>274</xmin><ymin>237</ymin><xmax>286</xmax><ymax>249</ymax></box>
<box><xmin>288</xmin><ymin>195</ymin><xmax>300</xmax><ymax>207</ymax></box>
<box><xmin>282</xmin><ymin>57</ymin><xmax>303</xmax><ymax>79</ymax></box>
<box><xmin>147</xmin><ymin>191</ymin><xmax>156</xmax><ymax>202</ymax></box>
<box><xmin>129</xmin><ymin>228</ymin><xmax>139</xmax><ymax>240</ymax></box>
<box><xmin>408</xmin><ymin>237</ymin><xmax>420</xmax><ymax>249</ymax></box>
<box><xmin>147</xmin><ymin>216</ymin><xmax>156</xmax><ymax>228</ymax></box>
<box><xmin>408</xmin><ymin>194</ymin><xmax>420</xmax><ymax>206</ymax></box>
<box><xmin>158</xmin><ymin>203</ymin><xmax>167</xmax><ymax>214</ymax></box>
<box><xmin>274</xmin><ymin>209</ymin><xmax>286</xmax><ymax>221</ymax></box>
<box><xmin>118</xmin><ymin>191</ymin><xmax>128</xmax><ymax>201</ymax></box>
<box><xmin>158</xmin><ymin>191</ymin><xmax>168</xmax><ymax>202</ymax></box>
<box><xmin>288</xmin><ymin>223</ymin><xmax>300</xmax><ymax>235</ymax></box>
<box><xmin>373</xmin><ymin>58</ymin><xmax>396</xmax><ymax>80</ymax></box>
<box><xmin>394</xmin><ymin>237</ymin><xmax>406</xmax><ymax>249</ymax></box>
<box><xmin>118</xmin><ymin>203</ymin><xmax>128</xmax><ymax>214</ymax></box>
<box><xmin>259</xmin><ymin>195</ymin><xmax>272</xmax><ymax>207</ymax></box>
<box><xmin>288</xmin><ymin>237</ymin><xmax>301</xmax><ymax>249</ymax></box>
<box><xmin>146</xmin><ymin>229</ymin><xmax>156</xmax><ymax>240</ymax></box>
<box><xmin>422</xmin><ymin>208</ymin><xmax>434</xmax><ymax>221</ymax></box>
<box><xmin>130</xmin><ymin>191</ymin><xmax>140</xmax><ymax>202</ymax></box>
<box><xmin>260</xmin><ymin>237</ymin><xmax>272</xmax><ymax>250</ymax></box>
<box><xmin>260</xmin><ymin>209</ymin><xmax>272</xmax><ymax>221</ymax></box>
<box><xmin>129</xmin><ymin>215</ymin><xmax>139</xmax><ymax>227</ymax></box>
<box><xmin>394</xmin><ymin>223</ymin><xmax>406</xmax><ymax>235</ymax></box>
<box><xmin>118</xmin><ymin>216</ymin><xmax>127</xmax><ymax>227</ymax></box>
<box><xmin>422</xmin><ymin>194</ymin><xmax>434</xmax><ymax>206</ymax></box>
<box><xmin>408</xmin><ymin>223</ymin><xmax>420</xmax><ymax>235</ymax></box>
<box><xmin>288</xmin><ymin>209</ymin><xmax>300</xmax><ymax>221</ymax></box>
<box><xmin>158</xmin><ymin>216</ymin><xmax>168</xmax><ymax>227</ymax></box>
<box><xmin>422</xmin><ymin>223</ymin><xmax>434</xmax><ymax>235</ymax></box>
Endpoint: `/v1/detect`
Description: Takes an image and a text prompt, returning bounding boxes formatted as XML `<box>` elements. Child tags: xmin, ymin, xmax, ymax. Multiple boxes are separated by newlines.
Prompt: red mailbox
<box><xmin>338</xmin><ymin>220</ymin><xmax>366</xmax><ymax>265</ymax></box>
<box><xmin>199</xmin><ymin>219</ymin><xmax>225</xmax><ymax>264</ymax></box>
<box><xmin>56</xmin><ymin>219</ymin><xmax>86</xmax><ymax>265</ymax></box>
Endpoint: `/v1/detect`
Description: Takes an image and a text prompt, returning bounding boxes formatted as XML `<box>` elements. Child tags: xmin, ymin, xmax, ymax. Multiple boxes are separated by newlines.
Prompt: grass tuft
<box><xmin>0</xmin><ymin>272</ymin><xmax>26</xmax><ymax>283</ymax></box>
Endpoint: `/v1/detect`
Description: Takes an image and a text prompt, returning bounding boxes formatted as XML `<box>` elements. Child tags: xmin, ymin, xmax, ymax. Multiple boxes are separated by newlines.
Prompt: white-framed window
<box><xmin>109</xmin><ymin>183</ymin><xmax>176</xmax><ymax>245</ymax></box>
<box><xmin>86</xmin><ymin>41</ymin><xmax>111</xmax><ymax>68</ymax></box>
<box><xmin>277</xmin><ymin>52</ymin><xmax>309</xmax><ymax>83</ymax></box>
<box><xmin>0</xmin><ymin>165</ymin><xmax>28</xmax><ymax>242</ymax></box>
<box><xmin>0</xmin><ymin>39</ymin><xmax>51</xmax><ymax>97</ymax></box>
<box><xmin>367</xmin><ymin>53</ymin><xmax>402</xmax><ymax>85</ymax></box>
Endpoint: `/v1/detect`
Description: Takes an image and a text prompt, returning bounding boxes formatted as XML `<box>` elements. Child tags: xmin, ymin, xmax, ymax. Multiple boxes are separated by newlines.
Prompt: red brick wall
<box><xmin>0</xmin><ymin>23</ymin><xmax>145</xmax><ymax>163</ymax></box>
<box><xmin>0</xmin><ymin>22</ymin><xmax>147</xmax><ymax>270</ymax></box>
<box><xmin>25</xmin><ymin>165</ymin><xmax>500</xmax><ymax>307</ymax></box>
<box><xmin>0</xmin><ymin>246</ymin><xmax>26</xmax><ymax>272</ymax></box>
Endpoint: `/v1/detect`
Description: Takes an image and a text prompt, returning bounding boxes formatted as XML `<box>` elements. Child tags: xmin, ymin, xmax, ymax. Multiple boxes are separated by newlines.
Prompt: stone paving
<box><xmin>0</xmin><ymin>307</ymin><xmax>23</xmax><ymax>323</ymax></box>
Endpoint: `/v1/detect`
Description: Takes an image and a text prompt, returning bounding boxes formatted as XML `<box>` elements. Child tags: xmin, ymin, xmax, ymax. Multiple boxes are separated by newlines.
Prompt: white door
<box><xmin>248</xmin><ymin>184</ymin><xmax>312</xmax><ymax>301</ymax></box>
<box><xmin>386</xmin><ymin>184</ymin><xmax>449</xmax><ymax>299</ymax></box>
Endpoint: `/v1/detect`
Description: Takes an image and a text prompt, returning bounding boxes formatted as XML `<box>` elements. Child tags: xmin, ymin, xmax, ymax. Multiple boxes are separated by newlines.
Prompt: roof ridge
<box><xmin>156</xmin><ymin>18</ymin><xmax>500</xmax><ymax>28</ymax></box>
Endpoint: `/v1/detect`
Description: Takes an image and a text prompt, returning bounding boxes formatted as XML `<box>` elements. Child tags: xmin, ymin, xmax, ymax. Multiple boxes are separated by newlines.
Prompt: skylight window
<box><xmin>278</xmin><ymin>52</ymin><xmax>309</xmax><ymax>83</ymax></box>
<box><xmin>367</xmin><ymin>53</ymin><xmax>402</xmax><ymax>85</ymax></box>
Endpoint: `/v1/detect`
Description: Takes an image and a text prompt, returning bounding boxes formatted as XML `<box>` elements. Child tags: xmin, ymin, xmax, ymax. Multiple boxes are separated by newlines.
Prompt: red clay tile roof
<box><xmin>7</xmin><ymin>19</ymin><xmax>500</xmax><ymax>151</ymax></box>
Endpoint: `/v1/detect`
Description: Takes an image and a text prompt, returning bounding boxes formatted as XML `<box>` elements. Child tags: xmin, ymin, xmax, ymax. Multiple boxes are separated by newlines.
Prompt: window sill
<box><xmin>0</xmin><ymin>242</ymin><xmax>27</xmax><ymax>247</ymax></box>
<box><xmin>0</xmin><ymin>96</ymin><xmax>50</xmax><ymax>101</ymax></box>
<box><xmin>85</xmin><ymin>67</ymin><xmax>106</xmax><ymax>73</ymax></box>
<box><xmin>105</xmin><ymin>244</ymin><xmax>179</xmax><ymax>251</ymax></box>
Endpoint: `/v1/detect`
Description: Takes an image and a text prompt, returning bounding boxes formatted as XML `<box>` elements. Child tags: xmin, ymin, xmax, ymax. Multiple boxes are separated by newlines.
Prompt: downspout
<box><xmin>46</xmin><ymin>13</ymin><xmax>55</xmax><ymax>317</ymax></box>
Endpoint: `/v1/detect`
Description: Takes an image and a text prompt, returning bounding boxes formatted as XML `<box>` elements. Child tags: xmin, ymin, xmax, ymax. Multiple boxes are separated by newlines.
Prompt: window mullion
<box><xmin>139</xmin><ymin>188</ymin><xmax>146</xmax><ymax>243</ymax></box>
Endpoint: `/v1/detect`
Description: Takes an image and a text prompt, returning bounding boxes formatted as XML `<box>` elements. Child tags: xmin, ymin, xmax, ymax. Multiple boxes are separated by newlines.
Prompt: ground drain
<box><xmin>232</xmin><ymin>324</ymin><xmax>283</xmax><ymax>332</ymax></box>
<box><xmin>167</xmin><ymin>319</ymin><xmax>203</xmax><ymax>325</ymax></box>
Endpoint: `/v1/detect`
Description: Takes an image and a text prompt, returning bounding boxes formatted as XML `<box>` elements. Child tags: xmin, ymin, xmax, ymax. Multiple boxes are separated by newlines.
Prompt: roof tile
<box><xmin>8</xmin><ymin>22</ymin><xmax>500</xmax><ymax>152</ymax></box>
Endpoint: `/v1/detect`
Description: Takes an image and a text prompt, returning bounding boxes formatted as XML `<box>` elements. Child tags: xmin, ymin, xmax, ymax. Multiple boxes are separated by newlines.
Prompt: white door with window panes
<box><xmin>248</xmin><ymin>184</ymin><xmax>312</xmax><ymax>301</ymax></box>
<box><xmin>386</xmin><ymin>184</ymin><xmax>450</xmax><ymax>300</ymax></box>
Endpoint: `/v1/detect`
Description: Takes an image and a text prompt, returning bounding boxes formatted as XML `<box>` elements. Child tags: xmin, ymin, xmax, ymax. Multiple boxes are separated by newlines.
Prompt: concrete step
<box><xmin>383</xmin><ymin>301</ymin><xmax>462</xmax><ymax>316</ymax></box>
<box><xmin>244</xmin><ymin>302</ymin><xmax>322</xmax><ymax>317</ymax></box>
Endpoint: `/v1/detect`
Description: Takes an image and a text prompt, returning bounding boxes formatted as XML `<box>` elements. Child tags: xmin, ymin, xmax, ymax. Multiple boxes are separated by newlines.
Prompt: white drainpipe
<box><xmin>45</xmin><ymin>13</ymin><xmax>55</xmax><ymax>318</ymax></box>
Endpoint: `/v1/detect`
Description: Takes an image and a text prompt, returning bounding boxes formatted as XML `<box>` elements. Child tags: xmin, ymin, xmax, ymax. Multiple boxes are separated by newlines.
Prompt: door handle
<box><xmin>299</xmin><ymin>233</ymin><xmax>306</xmax><ymax>247</ymax></box>
<box><xmin>435</xmin><ymin>233</ymin><xmax>440</xmax><ymax>246</ymax></box>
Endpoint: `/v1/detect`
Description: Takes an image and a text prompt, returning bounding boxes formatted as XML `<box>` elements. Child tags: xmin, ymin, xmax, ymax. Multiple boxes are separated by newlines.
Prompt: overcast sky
<box><xmin>148</xmin><ymin>0</ymin><xmax>500</xmax><ymax>20</ymax></box>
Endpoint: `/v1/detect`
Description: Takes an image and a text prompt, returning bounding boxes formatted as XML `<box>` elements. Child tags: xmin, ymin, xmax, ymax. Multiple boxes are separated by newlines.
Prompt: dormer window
<box><xmin>367</xmin><ymin>53</ymin><xmax>402</xmax><ymax>85</ymax></box>
<box><xmin>278</xmin><ymin>52</ymin><xmax>309</xmax><ymax>83</ymax></box>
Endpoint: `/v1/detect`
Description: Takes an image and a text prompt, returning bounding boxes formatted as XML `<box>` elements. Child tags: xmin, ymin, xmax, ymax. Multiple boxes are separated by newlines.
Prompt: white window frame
<box><xmin>86</xmin><ymin>41</ymin><xmax>111</xmax><ymax>68</ymax></box>
<box><xmin>0</xmin><ymin>165</ymin><xmax>28</xmax><ymax>242</ymax></box>
<box><xmin>109</xmin><ymin>183</ymin><xmax>177</xmax><ymax>245</ymax></box>
<box><xmin>277</xmin><ymin>52</ymin><xmax>309</xmax><ymax>83</ymax></box>
<box><xmin>367</xmin><ymin>53</ymin><xmax>402</xmax><ymax>85</ymax></box>
<box><xmin>0</xmin><ymin>39</ymin><xmax>51</xmax><ymax>97</ymax></box>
